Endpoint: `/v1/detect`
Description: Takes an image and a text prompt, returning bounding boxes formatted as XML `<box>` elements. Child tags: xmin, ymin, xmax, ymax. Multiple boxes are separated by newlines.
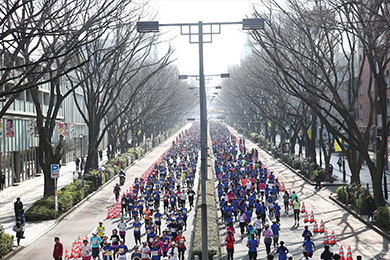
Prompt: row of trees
<box><xmin>218</xmin><ymin>0</ymin><xmax>390</xmax><ymax>206</ymax></box>
<box><xmin>1</xmin><ymin>0</ymin><xmax>196</xmax><ymax>197</ymax></box>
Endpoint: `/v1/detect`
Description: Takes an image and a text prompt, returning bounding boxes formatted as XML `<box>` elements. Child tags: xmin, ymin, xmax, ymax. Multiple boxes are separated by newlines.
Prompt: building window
<box><xmin>360</xmin><ymin>104</ymin><xmax>363</xmax><ymax>120</ymax></box>
<box><xmin>359</xmin><ymin>80</ymin><xmax>362</xmax><ymax>96</ymax></box>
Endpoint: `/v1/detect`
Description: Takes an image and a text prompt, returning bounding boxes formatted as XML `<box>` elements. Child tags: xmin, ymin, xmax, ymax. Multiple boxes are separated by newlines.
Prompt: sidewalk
<box><xmin>0</xmin><ymin>152</ymin><xmax>108</xmax><ymax>247</ymax></box>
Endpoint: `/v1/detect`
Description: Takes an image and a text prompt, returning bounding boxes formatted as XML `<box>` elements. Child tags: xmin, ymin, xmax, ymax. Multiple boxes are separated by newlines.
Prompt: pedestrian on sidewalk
<box><xmin>225</xmin><ymin>230</ymin><xmax>235</xmax><ymax>260</ymax></box>
<box><xmin>263</xmin><ymin>224</ymin><xmax>274</xmax><ymax>255</ymax></box>
<box><xmin>75</xmin><ymin>157</ymin><xmax>80</xmax><ymax>171</ymax></box>
<box><xmin>337</xmin><ymin>157</ymin><xmax>342</xmax><ymax>171</ymax></box>
<box><xmin>0</xmin><ymin>172</ymin><xmax>5</xmax><ymax>190</ymax></box>
<box><xmin>366</xmin><ymin>194</ymin><xmax>375</xmax><ymax>222</ymax></box>
<box><xmin>13</xmin><ymin>217</ymin><xmax>22</xmax><ymax>246</ymax></box>
<box><xmin>99</xmin><ymin>150</ymin><xmax>103</xmax><ymax>161</ymax></box>
<box><xmin>247</xmin><ymin>233</ymin><xmax>259</xmax><ymax>260</ymax></box>
<box><xmin>20</xmin><ymin>209</ymin><xmax>26</xmax><ymax>238</ymax></box>
<box><xmin>53</xmin><ymin>237</ymin><xmax>63</xmax><ymax>260</ymax></box>
<box><xmin>14</xmin><ymin>197</ymin><xmax>23</xmax><ymax>220</ymax></box>
<box><xmin>81</xmin><ymin>157</ymin><xmax>85</xmax><ymax>171</ymax></box>
<box><xmin>328</xmin><ymin>164</ymin><xmax>334</xmax><ymax>183</ymax></box>
<box><xmin>314</xmin><ymin>169</ymin><xmax>322</xmax><ymax>189</ymax></box>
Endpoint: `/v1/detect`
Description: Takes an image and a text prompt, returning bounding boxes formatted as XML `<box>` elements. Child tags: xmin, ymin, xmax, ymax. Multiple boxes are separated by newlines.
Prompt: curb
<box><xmin>187</xmin><ymin>152</ymin><xmax>201</xmax><ymax>260</ymax></box>
<box><xmin>3</xmin><ymin>129</ymin><xmax>181</xmax><ymax>260</ymax></box>
<box><xmin>328</xmin><ymin>194</ymin><xmax>390</xmax><ymax>241</ymax></box>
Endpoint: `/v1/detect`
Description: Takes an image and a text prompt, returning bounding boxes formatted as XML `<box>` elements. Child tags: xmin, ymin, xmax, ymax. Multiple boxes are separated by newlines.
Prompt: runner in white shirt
<box><xmin>167</xmin><ymin>242</ymin><xmax>179</xmax><ymax>260</ymax></box>
<box><xmin>81</xmin><ymin>239</ymin><xmax>92</xmax><ymax>260</ymax></box>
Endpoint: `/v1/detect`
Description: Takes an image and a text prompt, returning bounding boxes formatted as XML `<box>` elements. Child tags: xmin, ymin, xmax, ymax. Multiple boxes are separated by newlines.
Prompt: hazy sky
<box><xmin>150</xmin><ymin>0</ymin><xmax>256</xmax><ymax>83</ymax></box>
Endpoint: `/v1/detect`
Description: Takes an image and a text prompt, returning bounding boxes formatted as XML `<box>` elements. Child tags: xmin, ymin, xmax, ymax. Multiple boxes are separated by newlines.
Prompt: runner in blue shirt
<box><xmin>273</xmin><ymin>201</ymin><xmax>281</xmax><ymax>223</ymax></box>
<box><xmin>154</xmin><ymin>209</ymin><xmax>162</xmax><ymax>235</ymax></box>
<box><xmin>271</xmin><ymin>220</ymin><xmax>280</xmax><ymax>249</ymax></box>
<box><xmin>117</xmin><ymin>240</ymin><xmax>128</xmax><ymax>260</ymax></box>
<box><xmin>302</xmin><ymin>235</ymin><xmax>316</xmax><ymax>257</ymax></box>
<box><xmin>276</xmin><ymin>241</ymin><xmax>289</xmax><ymax>260</ymax></box>
<box><xmin>246</xmin><ymin>233</ymin><xmax>259</xmax><ymax>260</ymax></box>
<box><xmin>132</xmin><ymin>218</ymin><xmax>142</xmax><ymax>246</ymax></box>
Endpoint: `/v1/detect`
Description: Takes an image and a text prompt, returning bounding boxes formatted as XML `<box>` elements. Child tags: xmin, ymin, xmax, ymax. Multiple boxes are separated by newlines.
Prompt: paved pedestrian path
<box><xmin>0</xmin><ymin>153</ymin><xmax>108</xmax><ymax>247</ymax></box>
<box><xmin>215</xmin><ymin>126</ymin><xmax>390</xmax><ymax>260</ymax></box>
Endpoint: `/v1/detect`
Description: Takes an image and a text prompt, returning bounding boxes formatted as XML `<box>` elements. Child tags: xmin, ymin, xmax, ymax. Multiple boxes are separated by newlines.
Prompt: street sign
<box><xmin>51</xmin><ymin>164</ymin><xmax>60</xmax><ymax>178</ymax></box>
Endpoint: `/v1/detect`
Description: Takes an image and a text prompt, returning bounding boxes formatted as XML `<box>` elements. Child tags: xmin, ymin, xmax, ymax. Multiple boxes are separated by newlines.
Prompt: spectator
<box><xmin>337</xmin><ymin>157</ymin><xmax>342</xmax><ymax>171</ymax></box>
<box><xmin>366</xmin><ymin>194</ymin><xmax>374</xmax><ymax>222</ymax></box>
<box><xmin>14</xmin><ymin>197</ymin><xmax>23</xmax><ymax>220</ymax></box>
<box><xmin>13</xmin><ymin>217</ymin><xmax>22</xmax><ymax>246</ymax></box>
<box><xmin>75</xmin><ymin>157</ymin><xmax>80</xmax><ymax>171</ymax></box>
<box><xmin>53</xmin><ymin>237</ymin><xmax>63</xmax><ymax>260</ymax></box>
<box><xmin>328</xmin><ymin>164</ymin><xmax>333</xmax><ymax>183</ymax></box>
<box><xmin>320</xmin><ymin>245</ymin><xmax>333</xmax><ymax>260</ymax></box>
<box><xmin>0</xmin><ymin>172</ymin><xmax>5</xmax><ymax>190</ymax></box>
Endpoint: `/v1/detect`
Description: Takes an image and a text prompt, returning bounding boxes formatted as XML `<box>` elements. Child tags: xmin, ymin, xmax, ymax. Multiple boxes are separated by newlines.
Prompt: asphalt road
<box><xmin>7</xmin><ymin>124</ymin><xmax>195</xmax><ymax>260</ymax></box>
<box><xmin>216</xmin><ymin>127</ymin><xmax>390</xmax><ymax>260</ymax></box>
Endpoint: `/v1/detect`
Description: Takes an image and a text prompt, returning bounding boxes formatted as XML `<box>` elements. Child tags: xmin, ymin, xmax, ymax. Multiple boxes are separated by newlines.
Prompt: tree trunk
<box><xmin>85</xmin><ymin>124</ymin><xmax>100</xmax><ymax>173</ymax></box>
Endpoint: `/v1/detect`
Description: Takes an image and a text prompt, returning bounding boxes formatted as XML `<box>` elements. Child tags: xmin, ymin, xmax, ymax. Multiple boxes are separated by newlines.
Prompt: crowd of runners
<box><xmin>77</xmin><ymin>125</ymin><xmax>200</xmax><ymax>260</ymax></box>
<box><xmin>211</xmin><ymin>123</ymin><xmax>343</xmax><ymax>260</ymax></box>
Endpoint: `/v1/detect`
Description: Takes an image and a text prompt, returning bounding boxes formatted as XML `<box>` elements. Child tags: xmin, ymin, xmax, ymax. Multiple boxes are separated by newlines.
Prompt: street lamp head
<box><xmin>79</xmin><ymin>134</ymin><xmax>84</xmax><ymax>139</ymax></box>
<box><xmin>178</xmin><ymin>75</ymin><xmax>188</xmax><ymax>80</ymax></box>
<box><xmin>242</xmin><ymin>18</ymin><xmax>265</xmax><ymax>30</ymax></box>
<box><xmin>136</xmin><ymin>21</ymin><xmax>159</xmax><ymax>33</ymax></box>
<box><xmin>220</xmin><ymin>73</ymin><xmax>230</xmax><ymax>78</ymax></box>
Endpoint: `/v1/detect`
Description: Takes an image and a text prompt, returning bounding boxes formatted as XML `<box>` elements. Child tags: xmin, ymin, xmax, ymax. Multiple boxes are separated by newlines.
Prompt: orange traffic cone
<box><xmin>329</xmin><ymin>230</ymin><xmax>336</xmax><ymax>244</ymax></box>
<box><xmin>107</xmin><ymin>207</ymin><xmax>111</xmax><ymax>219</ymax></box>
<box><xmin>313</xmin><ymin>221</ymin><xmax>319</xmax><ymax>233</ymax></box>
<box><xmin>65</xmin><ymin>249</ymin><xmax>70</xmax><ymax>260</ymax></box>
<box><xmin>310</xmin><ymin>211</ymin><xmax>315</xmax><ymax>223</ymax></box>
<box><xmin>289</xmin><ymin>199</ymin><xmax>292</xmax><ymax>206</ymax></box>
<box><xmin>339</xmin><ymin>245</ymin><xmax>345</xmax><ymax>260</ymax></box>
<box><xmin>319</xmin><ymin>220</ymin><xmax>325</xmax><ymax>232</ymax></box>
<box><xmin>289</xmin><ymin>190</ymin><xmax>292</xmax><ymax>198</ymax></box>
<box><xmin>346</xmin><ymin>246</ymin><xmax>353</xmax><ymax>260</ymax></box>
<box><xmin>304</xmin><ymin>213</ymin><xmax>309</xmax><ymax>223</ymax></box>
<box><xmin>85</xmin><ymin>235</ymin><xmax>89</xmax><ymax>243</ymax></box>
<box><xmin>71</xmin><ymin>241</ymin><xmax>77</xmax><ymax>258</ymax></box>
<box><xmin>300</xmin><ymin>202</ymin><xmax>306</xmax><ymax>213</ymax></box>
<box><xmin>323</xmin><ymin>231</ymin><xmax>329</xmax><ymax>244</ymax></box>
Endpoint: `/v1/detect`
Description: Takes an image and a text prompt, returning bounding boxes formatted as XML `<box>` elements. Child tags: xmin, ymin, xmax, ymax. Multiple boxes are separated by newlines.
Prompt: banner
<box><xmin>58</xmin><ymin>122</ymin><xmax>68</xmax><ymax>136</ymax></box>
<box><xmin>27</xmin><ymin>120</ymin><xmax>35</xmax><ymax>136</ymax></box>
<box><xmin>69</xmin><ymin>123</ymin><xmax>76</xmax><ymax>137</ymax></box>
<box><xmin>334</xmin><ymin>138</ymin><xmax>342</xmax><ymax>152</ymax></box>
<box><xmin>5</xmin><ymin>119</ymin><xmax>14</xmax><ymax>138</ymax></box>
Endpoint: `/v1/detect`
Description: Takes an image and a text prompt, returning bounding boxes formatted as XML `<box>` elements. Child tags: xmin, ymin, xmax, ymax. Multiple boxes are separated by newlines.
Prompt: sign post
<box><xmin>51</xmin><ymin>164</ymin><xmax>60</xmax><ymax>213</ymax></box>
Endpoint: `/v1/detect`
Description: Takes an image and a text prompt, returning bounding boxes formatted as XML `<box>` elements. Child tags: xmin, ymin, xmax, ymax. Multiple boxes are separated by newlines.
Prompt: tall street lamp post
<box><xmin>137</xmin><ymin>18</ymin><xmax>264</xmax><ymax>259</ymax></box>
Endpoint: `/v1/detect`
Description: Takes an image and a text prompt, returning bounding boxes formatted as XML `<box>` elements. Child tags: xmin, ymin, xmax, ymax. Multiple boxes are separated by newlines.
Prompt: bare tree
<box><xmin>7</xmin><ymin>0</ymin><xmax>134</xmax><ymax>197</ymax></box>
<box><xmin>248</xmin><ymin>0</ymin><xmax>390</xmax><ymax>205</ymax></box>
<box><xmin>70</xmin><ymin>16</ymin><xmax>175</xmax><ymax>173</ymax></box>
